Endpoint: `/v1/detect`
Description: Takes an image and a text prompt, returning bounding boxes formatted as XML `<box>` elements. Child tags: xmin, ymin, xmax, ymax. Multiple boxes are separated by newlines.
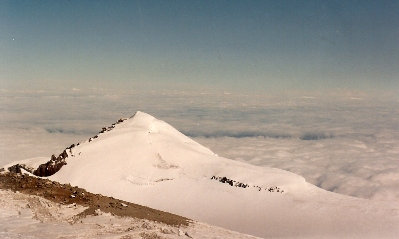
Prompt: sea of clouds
<box><xmin>1</xmin><ymin>88</ymin><xmax>398</xmax><ymax>201</ymax></box>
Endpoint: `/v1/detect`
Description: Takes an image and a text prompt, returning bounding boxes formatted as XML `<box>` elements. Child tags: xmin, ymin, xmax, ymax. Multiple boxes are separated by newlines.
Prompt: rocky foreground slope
<box><xmin>0</xmin><ymin>172</ymin><xmax>257</xmax><ymax>239</ymax></box>
<box><xmin>0</xmin><ymin>172</ymin><xmax>189</xmax><ymax>226</ymax></box>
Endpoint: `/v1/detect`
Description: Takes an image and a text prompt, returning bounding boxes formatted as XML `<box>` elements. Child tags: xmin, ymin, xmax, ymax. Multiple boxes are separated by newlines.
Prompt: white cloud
<box><xmin>1</xmin><ymin>89</ymin><xmax>398</xmax><ymax>201</ymax></box>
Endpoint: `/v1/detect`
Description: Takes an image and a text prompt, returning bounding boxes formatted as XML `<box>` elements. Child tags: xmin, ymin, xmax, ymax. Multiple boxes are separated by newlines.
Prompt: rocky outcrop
<box><xmin>7</xmin><ymin>163</ymin><xmax>35</xmax><ymax>174</ymax></box>
<box><xmin>211</xmin><ymin>176</ymin><xmax>249</xmax><ymax>188</ymax></box>
<box><xmin>89</xmin><ymin>118</ymin><xmax>127</xmax><ymax>142</ymax></box>
<box><xmin>32</xmin><ymin>150</ymin><xmax>68</xmax><ymax>177</ymax></box>
<box><xmin>211</xmin><ymin>175</ymin><xmax>284</xmax><ymax>193</ymax></box>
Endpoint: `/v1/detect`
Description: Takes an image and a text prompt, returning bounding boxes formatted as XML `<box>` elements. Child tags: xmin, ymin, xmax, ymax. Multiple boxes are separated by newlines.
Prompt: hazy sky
<box><xmin>1</xmin><ymin>0</ymin><xmax>398</xmax><ymax>91</ymax></box>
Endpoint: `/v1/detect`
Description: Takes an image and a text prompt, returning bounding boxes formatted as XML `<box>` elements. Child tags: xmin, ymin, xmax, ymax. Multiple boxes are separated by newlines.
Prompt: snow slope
<box><xmin>10</xmin><ymin>111</ymin><xmax>399</xmax><ymax>238</ymax></box>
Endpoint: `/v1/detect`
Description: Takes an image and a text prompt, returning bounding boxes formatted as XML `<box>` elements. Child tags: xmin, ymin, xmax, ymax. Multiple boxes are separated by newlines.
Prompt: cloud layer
<box><xmin>1</xmin><ymin>89</ymin><xmax>398</xmax><ymax>201</ymax></box>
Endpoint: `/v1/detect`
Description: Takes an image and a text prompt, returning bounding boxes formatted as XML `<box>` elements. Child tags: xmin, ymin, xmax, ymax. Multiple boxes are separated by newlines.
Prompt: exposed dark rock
<box><xmin>32</xmin><ymin>150</ymin><xmax>69</xmax><ymax>177</ymax></box>
<box><xmin>7</xmin><ymin>164</ymin><xmax>34</xmax><ymax>174</ymax></box>
<box><xmin>8</xmin><ymin>164</ymin><xmax>22</xmax><ymax>174</ymax></box>
<box><xmin>60</xmin><ymin>150</ymin><xmax>68</xmax><ymax>159</ymax></box>
<box><xmin>211</xmin><ymin>176</ymin><xmax>248</xmax><ymax>188</ymax></box>
<box><xmin>34</xmin><ymin>160</ymin><xmax>66</xmax><ymax>177</ymax></box>
<box><xmin>99</xmin><ymin>127</ymin><xmax>107</xmax><ymax>133</ymax></box>
<box><xmin>267</xmin><ymin>186</ymin><xmax>283</xmax><ymax>193</ymax></box>
<box><xmin>211</xmin><ymin>175</ymin><xmax>283</xmax><ymax>193</ymax></box>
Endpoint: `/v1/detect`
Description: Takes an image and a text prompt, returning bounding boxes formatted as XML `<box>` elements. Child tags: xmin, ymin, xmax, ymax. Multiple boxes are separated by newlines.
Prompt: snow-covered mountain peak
<box><xmin>42</xmin><ymin>112</ymin><xmax>304</xmax><ymax>196</ymax></box>
<box><xmin>98</xmin><ymin>111</ymin><xmax>215</xmax><ymax>157</ymax></box>
<box><xmin>126</xmin><ymin>111</ymin><xmax>183</xmax><ymax>135</ymax></box>
<box><xmin>130</xmin><ymin>110</ymin><xmax>156</xmax><ymax>123</ymax></box>
<box><xmin>127</xmin><ymin>111</ymin><xmax>157</xmax><ymax>130</ymax></box>
<box><xmin>5</xmin><ymin>111</ymin><xmax>306</xmax><ymax>194</ymax></box>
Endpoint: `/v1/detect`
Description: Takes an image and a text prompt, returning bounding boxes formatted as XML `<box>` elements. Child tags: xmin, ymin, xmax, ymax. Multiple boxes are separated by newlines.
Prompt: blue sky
<box><xmin>1</xmin><ymin>0</ymin><xmax>398</xmax><ymax>92</ymax></box>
